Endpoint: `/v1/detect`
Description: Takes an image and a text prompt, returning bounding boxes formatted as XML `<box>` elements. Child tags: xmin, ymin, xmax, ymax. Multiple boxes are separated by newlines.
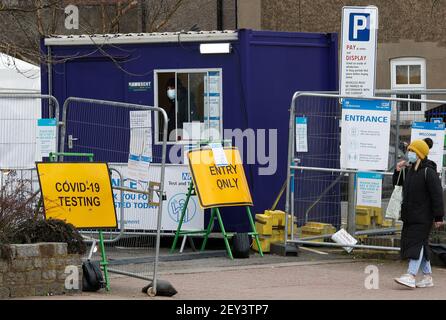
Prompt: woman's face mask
<box><xmin>167</xmin><ymin>89</ymin><xmax>176</xmax><ymax>100</ymax></box>
<box><xmin>407</xmin><ymin>151</ymin><xmax>418</xmax><ymax>163</ymax></box>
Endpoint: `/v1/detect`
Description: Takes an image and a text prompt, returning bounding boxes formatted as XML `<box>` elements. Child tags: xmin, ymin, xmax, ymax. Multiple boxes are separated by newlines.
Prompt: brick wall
<box><xmin>0</xmin><ymin>243</ymin><xmax>83</xmax><ymax>299</ymax></box>
<box><xmin>260</xmin><ymin>0</ymin><xmax>446</xmax><ymax>91</ymax></box>
<box><xmin>261</xmin><ymin>0</ymin><xmax>446</xmax><ymax>46</ymax></box>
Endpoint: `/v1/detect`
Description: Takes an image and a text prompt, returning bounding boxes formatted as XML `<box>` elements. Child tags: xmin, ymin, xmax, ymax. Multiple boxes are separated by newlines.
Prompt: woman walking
<box><xmin>393</xmin><ymin>139</ymin><xmax>444</xmax><ymax>288</ymax></box>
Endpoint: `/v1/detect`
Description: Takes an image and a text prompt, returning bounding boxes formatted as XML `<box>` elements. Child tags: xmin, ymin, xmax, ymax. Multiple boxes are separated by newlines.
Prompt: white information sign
<box><xmin>331</xmin><ymin>229</ymin><xmax>358</xmax><ymax>253</ymax></box>
<box><xmin>340</xmin><ymin>6</ymin><xmax>378</xmax><ymax>97</ymax></box>
<box><xmin>36</xmin><ymin>118</ymin><xmax>57</xmax><ymax>159</ymax></box>
<box><xmin>128</xmin><ymin>111</ymin><xmax>152</xmax><ymax>183</ymax></box>
<box><xmin>209</xmin><ymin>142</ymin><xmax>228</xmax><ymax>167</ymax></box>
<box><xmin>341</xmin><ymin>99</ymin><xmax>391</xmax><ymax>171</ymax></box>
<box><xmin>410</xmin><ymin>122</ymin><xmax>445</xmax><ymax>173</ymax></box>
<box><xmin>356</xmin><ymin>172</ymin><xmax>382</xmax><ymax>208</ymax></box>
<box><xmin>110</xmin><ymin>164</ymin><xmax>204</xmax><ymax>231</ymax></box>
<box><xmin>295</xmin><ymin>117</ymin><xmax>308</xmax><ymax>153</ymax></box>
<box><xmin>205</xmin><ymin>71</ymin><xmax>221</xmax><ymax>141</ymax></box>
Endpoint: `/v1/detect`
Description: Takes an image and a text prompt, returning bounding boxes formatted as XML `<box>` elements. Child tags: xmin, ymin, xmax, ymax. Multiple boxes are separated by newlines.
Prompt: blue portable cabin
<box><xmin>41</xmin><ymin>29</ymin><xmax>339</xmax><ymax>232</ymax></box>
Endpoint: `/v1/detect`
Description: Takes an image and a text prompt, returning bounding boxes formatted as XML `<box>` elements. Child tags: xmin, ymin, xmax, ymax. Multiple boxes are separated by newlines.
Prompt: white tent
<box><xmin>0</xmin><ymin>53</ymin><xmax>43</xmax><ymax>170</ymax></box>
<box><xmin>0</xmin><ymin>53</ymin><xmax>40</xmax><ymax>93</ymax></box>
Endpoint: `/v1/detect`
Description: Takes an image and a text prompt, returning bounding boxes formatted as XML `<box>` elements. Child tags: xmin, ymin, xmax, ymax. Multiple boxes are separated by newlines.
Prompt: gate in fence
<box><xmin>285</xmin><ymin>90</ymin><xmax>446</xmax><ymax>252</ymax></box>
<box><xmin>59</xmin><ymin>97</ymin><xmax>168</xmax><ymax>295</ymax></box>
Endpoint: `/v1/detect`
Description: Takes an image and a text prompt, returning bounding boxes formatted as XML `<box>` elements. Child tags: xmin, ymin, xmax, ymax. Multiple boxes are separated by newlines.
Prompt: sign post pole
<box><xmin>203</xmin><ymin>208</ymin><xmax>233</xmax><ymax>260</ymax></box>
<box><xmin>170</xmin><ymin>182</ymin><xmax>195</xmax><ymax>253</ymax></box>
<box><xmin>200</xmin><ymin>207</ymin><xmax>216</xmax><ymax>253</ymax></box>
<box><xmin>98</xmin><ymin>230</ymin><xmax>110</xmax><ymax>291</ymax></box>
<box><xmin>347</xmin><ymin>172</ymin><xmax>357</xmax><ymax>235</ymax></box>
<box><xmin>246</xmin><ymin>206</ymin><xmax>263</xmax><ymax>256</ymax></box>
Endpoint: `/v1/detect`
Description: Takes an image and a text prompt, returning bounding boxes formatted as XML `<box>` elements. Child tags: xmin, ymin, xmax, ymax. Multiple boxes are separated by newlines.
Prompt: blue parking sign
<box><xmin>349</xmin><ymin>13</ymin><xmax>370</xmax><ymax>41</ymax></box>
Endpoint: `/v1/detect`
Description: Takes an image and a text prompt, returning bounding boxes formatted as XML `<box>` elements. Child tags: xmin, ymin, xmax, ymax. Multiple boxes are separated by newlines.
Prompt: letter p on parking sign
<box><xmin>349</xmin><ymin>13</ymin><xmax>370</xmax><ymax>41</ymax></box>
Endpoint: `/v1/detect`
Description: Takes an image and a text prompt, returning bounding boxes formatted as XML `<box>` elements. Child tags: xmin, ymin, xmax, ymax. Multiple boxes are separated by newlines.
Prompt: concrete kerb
<box><xmin>155</xmin><ymin>258</ymin><xmax>369</xmax><ymax>276</ymax></box>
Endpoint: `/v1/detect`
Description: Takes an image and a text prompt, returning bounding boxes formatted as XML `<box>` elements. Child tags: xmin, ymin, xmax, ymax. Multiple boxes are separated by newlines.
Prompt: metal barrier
<box><xmin>60</xmin><ymin>97</ymin><xmax>168</xmax><ymax>295</ymax></box>
<box><xmin>285</xmin><ymin>91</ymin><xmax>446</xmax><ymax>251</ymax></box>
<box><xmin>0</xmin><ymin>93</ymin><xmax>60</xmax><ymax>191</ymax></box>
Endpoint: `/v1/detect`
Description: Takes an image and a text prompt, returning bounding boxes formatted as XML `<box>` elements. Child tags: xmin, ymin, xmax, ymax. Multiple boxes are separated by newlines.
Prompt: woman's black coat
<box><xmin>393</xmin><ymin>158</ymin><xmax>444</xmax><ymax>260</ymax></box>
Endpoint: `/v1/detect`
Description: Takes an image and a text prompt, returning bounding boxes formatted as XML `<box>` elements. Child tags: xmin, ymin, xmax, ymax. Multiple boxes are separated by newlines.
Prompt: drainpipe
<box><xmin>235</xmin><ymin>0</ymin><xmax>238</xmax><ymax>29</ymax></box>
<box><xmin>217</xmin><ymin>0</ymin><xmax>223</xmax><ymax>30</ymax></box>
<box><xmin>47</xmin><ymin>45</ymin><xmax>53</xmax><ymax>117</ymax></box>
<box><xmin>140</xmin><ymin>0</ymin><xmax>147</xmax><ymax>32</ymax></box>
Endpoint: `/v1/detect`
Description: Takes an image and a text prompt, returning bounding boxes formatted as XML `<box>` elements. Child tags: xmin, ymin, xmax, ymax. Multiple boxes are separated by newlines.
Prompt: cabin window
<box><xmin>155</xmin><ymin>69</ymin><xmax>222</xmax><ymax>144</ymax></box>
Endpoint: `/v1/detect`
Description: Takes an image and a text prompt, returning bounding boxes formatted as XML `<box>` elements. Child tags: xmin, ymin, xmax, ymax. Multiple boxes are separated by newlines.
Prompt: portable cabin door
<box><xmin>63</xmin><ymin>58</ymin><xmax>128</xmax><ymax>162</ymax></box>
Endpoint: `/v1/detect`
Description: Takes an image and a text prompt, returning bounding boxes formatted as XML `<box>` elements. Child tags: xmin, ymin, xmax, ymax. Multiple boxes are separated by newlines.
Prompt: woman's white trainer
<box><xmin>416</xmin><ymin>275</ymin><xmax>434</xmax><ymax>288</ymax></box>
<box><xmin>394</xmin><ymin>274</ymin><xmax>416</xmax><ymax>288</ymax></box>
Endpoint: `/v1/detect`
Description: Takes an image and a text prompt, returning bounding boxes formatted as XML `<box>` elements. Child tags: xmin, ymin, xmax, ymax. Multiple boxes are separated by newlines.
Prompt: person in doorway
<box><xmin>165</xmin><ymin>78</ymin><xmax>179</xmax><ymax>140</ymax></box>
<box><xmin>165</xmin><ymin>78</ymin><xmax>199</xmax><ymax>141</ymax></box>
<box><xmin>393</xmin><ymin>139</ymin><xmax>444</xmax><ymax>288</ymax></box>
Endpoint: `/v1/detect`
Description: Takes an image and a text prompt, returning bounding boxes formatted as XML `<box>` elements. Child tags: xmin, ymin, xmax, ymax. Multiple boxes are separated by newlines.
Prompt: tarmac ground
<box><xmin>18</xmin><ymin>245</ymin><xmax>446</xmax><ymax>300</ymax></box>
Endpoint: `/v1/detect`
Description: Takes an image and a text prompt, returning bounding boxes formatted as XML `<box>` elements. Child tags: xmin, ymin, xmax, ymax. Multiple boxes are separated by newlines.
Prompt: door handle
<box><xmin>68</xmin><ymin>134</ymin><xmax>78</xmax><ymax>149</ymax></box>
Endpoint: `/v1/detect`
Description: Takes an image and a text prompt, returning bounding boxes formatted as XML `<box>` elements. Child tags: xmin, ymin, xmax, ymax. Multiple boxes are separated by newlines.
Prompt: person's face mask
<box><xmin>407</xmin><ymin>151</ymin><xmax>418</xmax><ymax>163</ymax></box>
<box><xmin>167</xmin><ymin>89</ymin><xmax>176</xmax><ymax>100</ymax></box>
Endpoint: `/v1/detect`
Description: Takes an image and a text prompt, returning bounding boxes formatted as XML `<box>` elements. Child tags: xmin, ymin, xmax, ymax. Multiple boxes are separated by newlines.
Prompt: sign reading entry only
<box><xmin>341</xmin><ymin>99</ymin><xmax>391</xmax><ymax>171</ymax></box>
<box><xmin>187</xmin><ymin>147</ymin><xmax>253</xmax><ymax>209</ymax></box>
<box><xmin>36</xmin><ymin>162</ymin><xmax>118</xmax><ymax>229</ymax></box>
<box><xmin>340</xmin><ymin>6</ymin><xmax>378</xmax><ymax>97</ymax></box>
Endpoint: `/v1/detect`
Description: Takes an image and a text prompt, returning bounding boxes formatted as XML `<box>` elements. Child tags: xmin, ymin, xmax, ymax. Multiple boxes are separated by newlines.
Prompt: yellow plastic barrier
<box><xmin>356</xmin><ymin>206</ymin><xmax>383</xmax><ymax>230</ymax></box>
<box><xmin>253</xmin><ymin>210</ymin><xmax>295</xmax><ymax>252</ymax></box>
<box><xmin>264</xmin><ymin>210</ymin><xmax>285</xmax><ymax>226</ymax></box>
<box><xmin>255</xmin><ymin>214</ymin><xmax>273</xmax><ymax>236</ymax></box>
<box><xmin>300</xmin><ymin>222</ymin><xmax>336</xmax><ymax>242</ymax></box>
<box><xmin>252</xmin><ymin>236</ymin><xmax>271</xmax><ymax>253</ymax></box>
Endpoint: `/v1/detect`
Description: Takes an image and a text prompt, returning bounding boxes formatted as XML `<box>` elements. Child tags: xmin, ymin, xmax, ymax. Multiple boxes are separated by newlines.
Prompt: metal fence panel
<box><xmin>0</xmin><ymin>93</ymin><xmax>59</xmax><ymax>195</ymax></box>
<box><xmin>61</xmin><ymin>97</ymin><xmax>168</xmax><ymax>295</ymax></box>
<box><xmin>286</xmin><ymin>91</ymin><xmax>446</xmax><ymax>251</ymax></box>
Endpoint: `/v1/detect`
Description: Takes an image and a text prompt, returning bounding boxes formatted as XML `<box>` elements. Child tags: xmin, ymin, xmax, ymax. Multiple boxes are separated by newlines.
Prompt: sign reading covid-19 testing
<box><xmin>411</xmin><ymin>122</ymin><xmax>445</xmax><ymax>173</ymax></box>
<box><xmin>340</xmin><ymin>6</ymin><xmax>378</xmax><ymax>97</ymax></box>
<box><xmin>341</xmin><ymin>99</ymin><xmax>391</xmax><ymax>171</ymax></box>
<box><xmin>356</xmin><ymin>172</ymin><xmax>383</xmax><ymax>208</ymax></box>
<box><xmin>36</xmin><ymin>163</ymin><xmax>118</xmax><ymax>229</ymax></box>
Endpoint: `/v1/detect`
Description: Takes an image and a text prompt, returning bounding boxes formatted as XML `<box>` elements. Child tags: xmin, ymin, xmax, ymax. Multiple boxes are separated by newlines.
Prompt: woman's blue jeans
<box><xmin>408</xmin><ymin>246</ymin><xmax>432</xmax><ymax>276</ymax></box>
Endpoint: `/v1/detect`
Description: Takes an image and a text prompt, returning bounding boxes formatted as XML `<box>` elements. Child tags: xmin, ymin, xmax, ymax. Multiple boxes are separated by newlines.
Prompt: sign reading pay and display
<box><xmin>340</xmin><ymin>6</ymin><xmax>378</xmax><ymax>97</ymax></box>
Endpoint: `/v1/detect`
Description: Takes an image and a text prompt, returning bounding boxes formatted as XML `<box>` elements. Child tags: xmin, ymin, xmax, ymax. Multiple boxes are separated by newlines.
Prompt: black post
<box><xmin>234</xmin><ymin>0</ymin><xmax>238</xmax><ymax>29</ymax></box>
<box><xmin>217</xmin><ymin>0</ymin><xmax>223</xmax><ymax>30</ymax></box>
<box><xmin>140</xmin><ymin>0</ymin><xmax>147</xmax><ymax>32</ymax></box>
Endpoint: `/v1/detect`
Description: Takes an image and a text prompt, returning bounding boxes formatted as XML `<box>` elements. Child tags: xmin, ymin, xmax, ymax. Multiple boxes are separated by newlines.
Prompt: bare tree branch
<box><xmin>151</xmin><ymin>0</ymin><xmax>184</xmax><ymax>32</ymax></box>
<box><xmin>0</xmin><ymin>0</ymin><xmax>186</xmax><ymax>76</ymax></box>
<box><xmin>0</xmin><ymin>0</ymin><xmax>61</xmax><ymax>13</ymax></box>
<box><xmin>108</xmin><ymin>0</ymin><xmax>138</xmax><ymax>32</ymax></box>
